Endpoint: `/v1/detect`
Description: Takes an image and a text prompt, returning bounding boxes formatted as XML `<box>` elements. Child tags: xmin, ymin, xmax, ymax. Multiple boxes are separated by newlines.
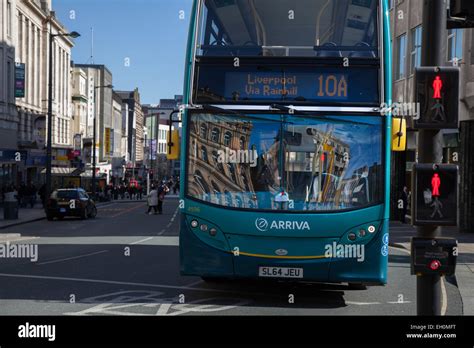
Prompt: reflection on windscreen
<box><xmin>198</xmin><ymin>0</ymin><xmax>378</xmax><ymax>57</ymax></box>
<box><xmin>187</xmin><ymin>113</ymin><xmax>383</xmax><ymax>211</ymax></box>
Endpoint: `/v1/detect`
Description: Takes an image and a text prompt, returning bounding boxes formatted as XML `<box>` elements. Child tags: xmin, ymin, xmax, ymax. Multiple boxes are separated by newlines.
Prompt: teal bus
<box><xmin>177</xmin><ymin>0</ymin><xmax>393</xmax><ymax>286</ymax></box>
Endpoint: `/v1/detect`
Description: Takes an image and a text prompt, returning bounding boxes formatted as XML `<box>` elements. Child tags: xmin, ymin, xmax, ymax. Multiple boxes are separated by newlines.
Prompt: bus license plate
<box><xmin>259</xmin><ymin>267</ymin><xmax>303</xmax><ymax>279</ymax></box>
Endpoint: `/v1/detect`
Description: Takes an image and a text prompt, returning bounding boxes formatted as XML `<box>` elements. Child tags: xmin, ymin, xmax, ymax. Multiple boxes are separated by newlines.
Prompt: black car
<box><xmin>46</xmin><ymin>188</ymin><xmax>97</xmax><ymax>221</ymax></box>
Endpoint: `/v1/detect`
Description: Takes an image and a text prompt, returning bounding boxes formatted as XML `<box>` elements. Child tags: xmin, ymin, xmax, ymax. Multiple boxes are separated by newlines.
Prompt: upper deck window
<box><xmin>197</xmin><ymin>0</ymin><xmax>379</xmax><ymax>58</ymax></box>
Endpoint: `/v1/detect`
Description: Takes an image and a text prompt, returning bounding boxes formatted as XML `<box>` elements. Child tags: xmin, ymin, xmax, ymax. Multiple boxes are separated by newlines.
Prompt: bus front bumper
<box><xmin>180</xmin><ymin>215</ymin><xmax>388</xmax><ymax>285</ymax></box>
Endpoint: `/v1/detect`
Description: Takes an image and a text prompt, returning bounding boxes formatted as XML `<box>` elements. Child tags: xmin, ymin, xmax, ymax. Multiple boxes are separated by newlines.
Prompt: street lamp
<box><xmin>143</xmin><ymin>127</ymin><xmax>149</xmax><ymax>195</ymax></box>
<box><xmin>92</xmin><ymin>84</ymin><xmax>113</xmax><ymax>198</ymax></box>
<box><xmin>45</xmin><ymin>29</ymin><xmax>80</xmax><ymax>207</ymax></box>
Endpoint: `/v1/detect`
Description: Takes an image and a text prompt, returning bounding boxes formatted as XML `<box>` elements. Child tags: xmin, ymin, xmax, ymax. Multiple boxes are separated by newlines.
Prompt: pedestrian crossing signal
<box><xmin>414</xmin><ymin>67</ymin><xmax>459</xmax><ymax>129</ymax></box>
<box><xmin>412</xmin><ymin>164</ymin><xmax>458</xmax><ymax>226</ymax></box>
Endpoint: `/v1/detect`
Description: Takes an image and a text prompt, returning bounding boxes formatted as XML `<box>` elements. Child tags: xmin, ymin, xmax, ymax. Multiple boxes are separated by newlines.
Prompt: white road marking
<box><xmin>160</xmin><ymin>207</ymin><xmax>179</xmax><ymax>234</ymax></box>
<box><xmin>37</xmin><ymin>250</ymin><xmax>109</xmax><ymax>266</ymax></box>
<box><xmin>0</xmin><ymin>237</ymin><xmax>40</xmax><ymax>244</ymax></box>
<box><xmin>387</xmin><ymin>300</ymin><xmax>412</xmax><ymax>304</ymax></box>
<box><xmin>170</xmin><ymin>207</ymin><xmax>179</xmax><ymax>223</ymax></box>
<box><xmin>130</xmin><ymin>237</ymin><xmax>154</xmax><ymax>245</ymax></box>
<box><xmin>345</xmin><ymin>301</ymin><xmax>381</xmax><ymax>305</ymax></box>
<box><xmin>156</xmin><ymin>303</ymin><xmax>173</xmax><ymax>315</ymax></box>
<box><xmin>441</xmin><ymin>275</ymin><xmax>448</xmax><ymax>316</ymax></box>
<box><xmin>185</xmin><ymin>280</ymin><xmax>205</xmax><ymax>288</ymax></box>
<box><xmin>64</xmin><ymin>290</ymin><xmax>250</xmax><ymax>316</ymax></box>
<box><xmin>158</xmin><ymin>229</ymin><xmax>166</xmax><ymax>235</ymax></box>
<box><xmin>17</xmin><ymin>236</ymin><xmax>179</xmax><ymax>246</ymax></box>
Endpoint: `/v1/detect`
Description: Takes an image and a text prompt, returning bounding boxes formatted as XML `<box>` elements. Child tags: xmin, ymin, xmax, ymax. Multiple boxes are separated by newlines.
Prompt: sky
<box><xmin>54</xmin><ymin>0</ymin><xmax>194</xmax><ymax>104</ymax></box>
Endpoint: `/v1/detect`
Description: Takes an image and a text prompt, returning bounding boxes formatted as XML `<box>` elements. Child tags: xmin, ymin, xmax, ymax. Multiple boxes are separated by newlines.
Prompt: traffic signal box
<box><xmin>414</xmin><ymin>67</ymin><xmax>459</xmax><ymax>129</ymax></box>
<box><xmin>411</xmin><ymin>237</ymin><xmax>458</xmax><ymax>276</ymax></box>
<box><xmin>448</xmin><ymin>0</ymin><xmax>474</xmax><ymax>29</ymax></box>
<box><xmin>167</xmin><ymin>129</ymin><xmax>180</xmax><ymax>160</ymax></box>
<box><xmin>450</xmin><ymin>0</ymin><xmax>474</xmax><ymax>18</ymax></box>
<box><xmin>412</xmin><ymin>164</ymin><xmax>459</xmax><ymax>226</ymax></box>
<box><xmin>392</xmin><ymin>118</ymin><xmax>407</xmax><ymax>152</ymax></box>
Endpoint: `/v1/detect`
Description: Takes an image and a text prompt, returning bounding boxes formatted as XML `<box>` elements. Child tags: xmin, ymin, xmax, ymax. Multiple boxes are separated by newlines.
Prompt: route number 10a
<box><xmin>317</xmin><ymin>75</ymin><xmax>348</xmax><ymax>98</ymax></box>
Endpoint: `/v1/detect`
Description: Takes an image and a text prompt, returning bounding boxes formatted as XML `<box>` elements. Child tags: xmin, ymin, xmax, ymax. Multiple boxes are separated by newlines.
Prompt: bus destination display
<box><xmin>194</xmin><ymin>65</ymin><xmax>380</xmax><ymax>105</ymax></box>
<box><xmin>225</xmin><ymin>72</ymin><xmax>349</xmax><ymax>101</ymax></box>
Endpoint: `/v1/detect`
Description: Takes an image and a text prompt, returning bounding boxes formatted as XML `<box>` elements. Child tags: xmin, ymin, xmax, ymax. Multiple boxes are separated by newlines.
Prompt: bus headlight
<box><xmin>209</xmin><ymin>228</ymin><xmax>217</xmax><ymax>236</ymax></box>
<box><xmin>348</xmin><ymin>233</ymin><xmax>357</xmax><ymax>241</ymax></box>
<box><xmin>359</xmin><ymin>229</ymin><xmax>367</xmax><ymax>237</ymax></box>
<box><xmin>368</xmin><ymin>225</ymin><xmax>376</xmax><ymax>233</ymax></box>
<box><xmin>191</xmin><ymin>220</ymin><xmax>199</xmax><ymax>228</ymax></box>
<box><xmin>200</xmin><ymin>224</ymin><xmax>208</xmax><ymax>232</ymax></box>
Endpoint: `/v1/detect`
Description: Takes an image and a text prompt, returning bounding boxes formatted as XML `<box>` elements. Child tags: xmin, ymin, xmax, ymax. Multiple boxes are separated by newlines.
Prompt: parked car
<box><xmin>46</xmin><ymin>188</ymin><xmax>97</xmax><ymax>221</ymax></box>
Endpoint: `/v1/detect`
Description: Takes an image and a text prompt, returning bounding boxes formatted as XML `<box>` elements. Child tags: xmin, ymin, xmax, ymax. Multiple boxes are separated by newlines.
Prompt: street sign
<box><xmin>15</xmin><ymin>63</ymin><xmax>26</xmax><ymax>98</ymax></box>
<box><xmin>414</xmin><ymin>67</ymin><xmax>459</xmax><ymax>129</ymax></box>
<box><xmin>412</xmin><ymin>164</ymin><xmax>458</xmax><ymax>226</ymax></box>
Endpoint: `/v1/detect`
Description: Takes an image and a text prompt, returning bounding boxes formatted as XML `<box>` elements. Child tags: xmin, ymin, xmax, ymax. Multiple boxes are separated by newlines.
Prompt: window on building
<box><xmin>389</xmin><ymin>0</ymin><xmax>395</xmax><ymax>10</ymax></box>
<box><xmin>7</xmin><ymin>1</ymin><xmax>12</xmax><ymax>37</ymax></box>
<box><xmin>224</xmin><ymin>131</ymin><xmax>232</xmax><ymax>147</ymax></box>
<box><xmin>239</xmin><ymin>136</ymin><xmax>246</xmax><ymax>150</ymax></box>
<box><xmin>200</xmin><ymin>124</ymin><xmax>207</xmax><ymax>140</ymax></box>
<box><xmin>201</xmin><ymin>146</ymin><xmax>208</xmax><ymax>162</ymax></box>
<box><xmin>410</xmin><ymin>26</ymin><xmax>422</xmax><ymax>75</ymax></box>
<box><xmin>448</xmin><ymin>29</ymin><xmax>463</xmax><ymax>62</ymax></box>
<box><xmin>211</xmin><ymin>128</ymin><xmax>220</xmax><ymax>142</ymax></box>
<box><xmin>212</xmin><ymin>150</ymin><xmax>224</xmax><ymax>172</ymax></box>
<box><xmin>396</xmin><ymin>34</ymin><xmax>407</xmax><ymax>80</ymax></box>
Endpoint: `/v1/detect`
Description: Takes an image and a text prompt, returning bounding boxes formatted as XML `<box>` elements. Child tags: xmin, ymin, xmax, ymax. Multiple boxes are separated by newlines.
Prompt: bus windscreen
<box><xmin>186</xmin><ymin>113</ymin><xmax>383</xmax><ymax>212</ymax></box>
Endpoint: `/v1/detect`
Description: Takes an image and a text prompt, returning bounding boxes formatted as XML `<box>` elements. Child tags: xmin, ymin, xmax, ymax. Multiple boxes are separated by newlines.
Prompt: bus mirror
<box><xmin>167</xmin><ymin>129</ymin><xmax>180</xmax><ymax>160</ymax></box>
<box><xmin>392</xmin><ymin>118</ymin><xmax>407</xmax><ymax>152</ymax></box>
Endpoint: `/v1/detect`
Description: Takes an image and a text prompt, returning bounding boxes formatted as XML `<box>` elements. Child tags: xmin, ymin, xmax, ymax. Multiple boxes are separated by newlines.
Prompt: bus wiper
<box><xmin>270</xmin><ymin>104</ymin><xmax>375</xmax><ymax>125</ymax></box>
<box><xmin>200</xmin><ymin>104</ymin><xmax>286</xmax><ymax>124</ymax></box>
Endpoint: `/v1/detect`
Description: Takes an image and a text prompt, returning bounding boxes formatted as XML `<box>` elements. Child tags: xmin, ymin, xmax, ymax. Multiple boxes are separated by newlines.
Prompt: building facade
<box><xmin>116</xmin><ymin>89</ymin><xmax>144</xmax><ymax>174</ymax></box>
<box><xmin>71</xmin><ymin>66</ymin><xmax>87</xmax><ymax>147</ymax></box>
<box><xmin>390</xmin><ymin>0</ymin><xmax>474</xmax><ymax>231</ymax></box>
<box><xmin>142</xmin><ymin>95</ymin><xmax>183</xmax><ymax>179</ymax></box>
<box><xmin>0</xmin><ymin>0</ymin><xmax>76</xmax><ymax>188</ymax></box>
<box><xmin>0</xmin><ymin>0</ymin><xmax>18</xmax><ymax>189</ymax></box>
<box><xmin>74</xmin><ymin>64</ymin><xmax>114</xmax><ymax>179</ymax></box>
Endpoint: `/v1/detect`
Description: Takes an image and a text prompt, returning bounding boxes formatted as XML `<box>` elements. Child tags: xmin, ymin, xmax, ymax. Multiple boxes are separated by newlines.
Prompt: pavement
<box><xmin>0</xmin><ymin>198</ymin><xmax>464</xmax><ymax>316</ymax></box>
<box><xmin>389</xmin><ymin>219</ymin><xmax>474</xmax><ymax>315</ymax></box>
<box><xmin>0</xmin><ymin>204</ymin><xmax>46</xmax><ymax>231</ymax></box>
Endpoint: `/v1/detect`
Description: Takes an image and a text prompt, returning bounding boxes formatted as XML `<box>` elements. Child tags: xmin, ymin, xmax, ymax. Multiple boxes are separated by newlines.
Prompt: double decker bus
<box><xmin>177</xmin><ymin>0</ymin><xmax>392</xmax><ymax>286</ymax></box>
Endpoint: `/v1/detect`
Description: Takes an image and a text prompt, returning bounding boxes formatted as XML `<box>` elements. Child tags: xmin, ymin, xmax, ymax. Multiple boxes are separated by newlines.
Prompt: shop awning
<box><xmin>40</xmin><ymin>167</ymin><xmax>82</xmax><ymax>176</ymax></box>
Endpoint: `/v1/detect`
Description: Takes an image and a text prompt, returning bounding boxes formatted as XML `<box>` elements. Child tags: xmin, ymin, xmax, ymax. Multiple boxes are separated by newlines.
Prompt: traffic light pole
<box><xmin>417</xmin><ymin>0</ymin><xmax>446</xmax><ymax>316</ymax></box>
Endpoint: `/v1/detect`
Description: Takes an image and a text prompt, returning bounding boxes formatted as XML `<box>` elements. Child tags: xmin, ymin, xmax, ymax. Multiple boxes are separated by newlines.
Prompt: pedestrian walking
<box><xmin>157</xmin><ymin>181</ymin><xmax>170</xmax><ymax>214</ymax></box>
<box><xmin>146</xmin><ymin>185</ymin><xmax>159</xmax><ymax>215</ymax></box>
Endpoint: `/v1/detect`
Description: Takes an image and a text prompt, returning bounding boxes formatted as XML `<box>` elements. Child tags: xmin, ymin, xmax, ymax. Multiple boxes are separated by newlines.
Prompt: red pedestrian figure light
<box><xmin>431</xmin><ymin>173</ymin><xmax>441</xmax><ymax>197</ymax></box>
<box><xmin>433</xmin><ymin>76</ymin><xmax>443</xmax><ymax>99</ymax></box>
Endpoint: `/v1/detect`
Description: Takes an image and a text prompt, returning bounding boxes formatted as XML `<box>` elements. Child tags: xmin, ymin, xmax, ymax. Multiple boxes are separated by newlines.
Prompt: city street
<box><xmin>0</xmin><ymin>198</ymin><xmax>463</xmax><ymax>316</ymax></box>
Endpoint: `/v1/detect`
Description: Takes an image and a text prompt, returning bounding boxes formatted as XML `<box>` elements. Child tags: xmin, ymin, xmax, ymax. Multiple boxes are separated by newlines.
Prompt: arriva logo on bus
<box><xmin>255</xmin><ymin>218</ymin><xmax>310</xmax><ymax>232</ymax></box>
